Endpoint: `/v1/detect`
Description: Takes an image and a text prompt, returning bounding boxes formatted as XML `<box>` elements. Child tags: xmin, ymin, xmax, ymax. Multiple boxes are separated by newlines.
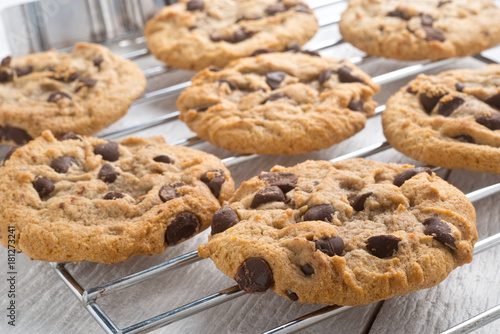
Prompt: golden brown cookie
<box><xmin>198</xmin><ymin>159</ymin><xmax>477</xmax><ymax>305</ymax></box>
<box><xmin>0</xmin><ymin>131</ymin><xmax>234</xmax><ymax>264</ymax></box>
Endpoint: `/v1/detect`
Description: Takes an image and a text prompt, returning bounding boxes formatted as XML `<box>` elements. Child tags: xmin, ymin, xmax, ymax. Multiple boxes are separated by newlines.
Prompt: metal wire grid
<box><xmin>33</xmin><ymin>0</ymin><xmax>500</xmax><ymax>333</ymax></box>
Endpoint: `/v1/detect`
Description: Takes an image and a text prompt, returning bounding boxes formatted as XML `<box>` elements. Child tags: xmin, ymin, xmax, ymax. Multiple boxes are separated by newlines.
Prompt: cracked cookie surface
<box><xmin>198</xmin><ymin>159</ymin><xmax>477</xmax><ymax>305</ymax></box>
<box><xmin>0</xmin><ymin>131</ymin><xmax>234</xmax><ymax>264</ymax></box>
<box><xmin>144</xmin><ymin>0</ymin><xmax>318</xmax><ymax>70</ymax></box>
<box><xmin>177</xmin><ymin>52</ymin><xmax>380</xmax><ymax>154</ymax></box>
<box><xmin>0</xmin><ymin>43</ymin><xmax>146</xmax><ymax>145</ymax></box>
<box><xmin>383</xmin><ymin>65</ymin><xmax>500</xmax><ymax>173</ymax></box>
<box><xmin>339</xmin><ymin>0</ymin><xmax>500</xmax><ymax>61</ymax></box>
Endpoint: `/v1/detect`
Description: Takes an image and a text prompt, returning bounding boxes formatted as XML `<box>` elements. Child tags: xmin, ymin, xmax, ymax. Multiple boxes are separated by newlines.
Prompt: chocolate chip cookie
<box><xmin>198</xmin><ymin>159</ymin><xmax>477</xmax><ymax>305</ymax></box>
<box><xmin>0</xmin><ymin>43</ymin><xmax>146</xmax><ymax>146</ymax></box>
<box><xmin>339</xmin><ymin>0</ymin><xmax>500</xmax><ymax>61</ymax></box>
<box><xmin>0</xmin><ymin>131</ymin><xmax>234</xmax><ymax>264</ymax></box>
<box><xmin>176</xmin><ymin>52</ymin><xmax>380</xmax><ymax>154</ymax></box>
<box><xmin>144</xmin><ymin>0</ymin><xmax>318</xmax><ymax>70</ymax></box>
<box><xmin>383</xmin><ymin>65</ymin><xmax>500</xmax><ymax>173</ymax></box>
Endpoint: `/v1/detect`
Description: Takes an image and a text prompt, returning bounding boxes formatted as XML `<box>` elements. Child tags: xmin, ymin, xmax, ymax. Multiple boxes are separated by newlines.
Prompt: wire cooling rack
<box><xmin>2</xmin><ymin>0</ymin><xmax>500</xmax><ymax>333</ymax></box>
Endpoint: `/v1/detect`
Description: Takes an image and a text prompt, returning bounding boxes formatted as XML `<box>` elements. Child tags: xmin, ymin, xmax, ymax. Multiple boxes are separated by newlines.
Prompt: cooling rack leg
<box><xmin>440</xmin><ymin>304</ymin><xmax>500</xmax><ymax>334</ymax></box>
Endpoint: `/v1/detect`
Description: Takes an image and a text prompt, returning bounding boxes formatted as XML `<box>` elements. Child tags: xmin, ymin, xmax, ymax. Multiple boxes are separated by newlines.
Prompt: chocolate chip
<box><xmin>266</xmin><ymin>71</ymin><xmax>287</xmax><ymax>90</ymax></box>
<box><xmin>210</xmin><ymin>28</ymin><xmax>253</xmax><ymax>43</ymax></box>
<box><xmin>423</xmin><ymin>26</ymin><xmax>445</xmax><ymax>42</ymax></box>
<box><xmin>51</xmin><ymin>69</ymin><xmax>79</xmax><ymax>82</ymax></box>
<box><xmin>166</xmin><ymin>212</ymin><xmax>200</xmax><ymax>245</ymax></box>
<box><xmin>0</xmin><ymin>126</ymin><xmax>32</xmax><ymax>145</ymax></box>
<box><xmin>75</xmin><ymin>78</ymin><xmax>97</xmax><ymax>92</ymax></box>
<box><xmin>265</xmin><ymin>93</ymin><xmax>290</xmax><ymax>103</ymax></box>
<box><xmin>159</xmin><ymin>185</ymin><xmax>178</xmax><ymax>203</ymax></box>
<box><xmin>50</xmin><ymin>156</ymin><xmax>78</xmax><ymax>173</ymax></box>
<box><xmin>455</xmin><ymin>82</ymin><xmax>464</xmax><ymax>92</ymax></box>
<box><xmin>420</xmin><ymin>14</ymin><xmax>434</xmax><ymax>27</ymax></box>
<box><xmin>300</xmin><ymin>50</ymin><xmax>320</xmax><ymax>57</ymax></box>
<box><xmin>259</xmin><ymin>172</ymin><xmax>298</xmax><ymax>193</ymax></box>
<box><xmin>47</xmin><ymin>91</ymin><xmax>72</xmax><ymax>103</ymax></box>
<box><xmin>387</xmin><ymin>9</ymin><xmax>407</xmax><ymax>20</ymax></box>
<box><xmin>393</xmin><ymin>167</ymin><xmax>432</xmax><ymax>187</ymax></box>
<box><xmin>318</xmin><ymin>69</ymin><xmax>335</xmax><ymax>85</ymax></box>
<box><xmin>437</xmin><ymin>97</ymin><xmax>465</xmax><ymax>117</ymax></box>
<box><xmin>94</xmin><ymin>141</ymin><xmax>120</xmax><ymax>162</ymax></box>
<box><xmin>476</xmin><ymin>114</ymin><xmax>500</xmax><ymax>130</ymax></box>
<box><xmin>59</xmin><ymin>132</ymin><xmax>80</xmax><ymax>141</ymax></box>
<box><xmin>300</xmin><ymin>264</ymin><xmax>314</xmax><ymax>276</ymax></box>
<box><xmin>211</xmin><ymin>205</ymin><xmax>239</xmax><ymax>235</ymax></box>
<box><xmin>338</xmin><ymin>66</ymin><xmax>365</xmax><ymax>84</ymax></box>
<box><xmin>437</xmin><ymin>1</ymin><xmax>451</xmax><ymax>7</ymax></box>
<box><xmin>265</xmin><ymin>3</ymin><xmax>287</xmax><ymax>16</ymax></box>
<box><xmin>93</xmin><ymin>55</ymin><xmax>104</xmax><ymax>67</ymax></box>
<box><xmin>104</xmin><ymin>192</ymin><xmax>124</xmax><ymax>200</ymax></box>
<box><xmin>251</xmin><ymin>186</ymin><xmax>286</xmax><ymax>208</ymax></box>
<box><xmin>485</xmin><ymin>94</ymin><xmax>500</xmax><ymax>109</ymax></box>
<box><xmin>153</xmin><ymin>155</ymin><xmax>173</xmax><ymax>164</ymax></box>
<box><xmin>349</xmin><ymin>192</ymin><xmax>373</xmax><ymax>211</ymax></box>
<box><xmin>1</xmin><ymin>56</ymin><xmax>11</xmax><ymax>67</ymax></box>
<box><xmin>186</xmin><ymin>0</ymin><xmax>203</xmax><ymax>11</ymax></box>
<box><xmin>218</xmin><ymin>79</ymin><xmax>237</xmax><ymax>90</ymax></box>
<box><xmin>406</xmin><ymin>86</ymin><xmax>418</xmax><ymax>94</ymax></box>
<box><xmin>295</xmin><ymin>5</ymin><xmax>310</xmax><ymax>13</ymax></box>
<box><xmin>98</xmin><ymin>164</ymin><xmax>117</xmax><ymax>183</ymax></box>
<box><xmin>15</xmin><ymin>65</ymin><xmax>33</xmax><ymax>77</ymax></box>
<box><xmin>250</xmin><ymin>49</ymin><xmax>275</xmax><ymax>57</ymax></box>
<box><xmin>419</xmin><ymin>92</ymin><xmax>445</xmax><ymax>113</ymax></box>
<box><xmin>424</xmin><ymin>216</ymin><xmax>456</xmax><ymax>249</ymax></box>
<box><xmin>304</xmin><ymin>204</ymin><xmax>335</xmax><ymax>222</ymax></box>
<box><xmin>315</xmin><ymin>236</ymin><xmax>344</xmax><ymax>256</ymax></box>
<box><xmin>208</xmin><ymin>66</ymin><xmax>221</xmax><ymax>72</ymax></box>
<box><xmin>286</xmin><ymin>290</ymin><xmax>299</xmax><ymax>301</ymax></box>
<box><xmin>234</xmin><ymin>257</ymin><xmax>273</xmax><ymax>293</ymax></box>
<box><xmin>2</xmin><ymin>146</ymin><xmax>18</xmax><ymax>165</ymax></box>
<box><xmin>348</xmin><ymin>99</ymin><xmax>364</xmax><ymax>112</ymax></box>
<box><xmin>33</xmin><ymin>177</ymin><xmax>55</xmax><ymax>198</ymax></box>
<box><xmin>285</xmin><ymin>42</ymin><xmax>301</xmax><ymax>52</ymax></box>
<box><xmin>0</xmin><ymin>70</ymin><xmax>13</xmax><ymax>83</ymax></box>
<box><xmin>453</xmin><ymin>134</ymin><xmax>474</xmax><ymax>143</ymax></box>
<box><xmin>367</xmin><ymin>235</ymin><xmax>401</xmax><ymax>258</ymax></box>
<box><xmin>236</xmin><ymin>15</ymin><xmax>262</xmax><ymax>23</ymax></box>
<box><xmin>201</xmin><ymin>169</ymin><xmax>226</xmax><ymax>198</ymax></box>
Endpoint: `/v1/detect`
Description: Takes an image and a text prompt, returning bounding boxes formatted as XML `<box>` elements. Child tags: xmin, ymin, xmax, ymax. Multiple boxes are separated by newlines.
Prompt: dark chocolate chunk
<box><xmin>419</xmin><ymin>92</ymin><xmax>445</xmax><ymax>113</ymax></box>
<box><xmin>347</xmin><ymin>99</ymin><xmax>364</xmax><ymax>112</ymax></box>
<box><xmin>286</xmin><ymin>290</ymin><xmax>299</xmax><ymax>301</ymax></box>
<box><xmin>0</xmin><ymin>70</ymin><xmax>13</xmax><ymax>82</ymax></box>
<box><xmin>75</xmin><ymin>78</ymin><xmax>97</xmax><ymax>92</ymax></box>
<box><xmin>201</xmin><ymin>169</ymin><xmax>226</xmax><ymax>198</ymax></box>
<box><xmin>349</xmin><ymin>192</ymin><xmax>373</xmax><ymax>211</ymax></box>
<box><xmin>259</xmin><ymin>172</ymin><xmax>298</xmax><ymax>193</ymax></box>
<box><xmin>104</xmin><ymin>192</ymin><xmax>125</xmax><ymax>200</ymax></box>
<box><xmin>166</xmin><ymin>212</ymin><xmax>200</xmax><ymax>245</ymax></box>
<box><xmin>437</xmin><ymin>97</ymin><xmax>465</xmax><ymax>117</ymax></box>
<box><xmin>318</xmin><ymin>69</ymin><xmax>335</xmax><ymax>85</ymax></box>
<box><xmin>420</xmin><ymin>14</ymin><xmax>434</xmax><ymax>27</ymax></box>
<box><xmin>50</xmin><ymin>156</ymin><xmax>78</xmax><ymax>173</ymax></box>
<box><xmin>59</xmin><ymin>132</ymin><xmax>81</xmax><ymax>141</ymax></box>
<box><xmin>387</xmin><ymin>9</ymin><xmax>407</xmax><ymax>20</ymax></box>
<box><xmin>234</xmin><ymin>257</ymin><xmax>273</xmax><ymax>293</ymax></box>
<box><xmin>453</xmin><ymin>134</ymin><xmax>474</xmax><ymax>143</ymax></box>
<box><xmin>393</xmin><ymin>167</ymin><xmax>432</xmax><ymax>187</ymax></box>
<box><xmin>159</xmin><ymin>185</ymin><xmax>178</xmax><ymax>203</ymax></box>
<box><xmin>304</xmin><ymin>204</ymin><xmax>335</xmax><ymax>222</ymax></box>
<box><xmin>51</xmin><ymin>69</ymin><xmax>79</xmax><ymax>82</ymax></box>
<box><xmin>93</xmin><ymin>55</ymin><xmax>104</xmax><ymax>68</ymax></box>
<box><xmin>300</xmin><ymin>263</ymin><xmax>314</xmax><ymax>276</ymax></box>
<box><xmin>211</xmin><ymin>205</ymin><xmax>239</xmax><ymax>235</ymax></box>
<box><xmin>407</xmin><ymin>86</ymin><xmax>418</xmax><ymax>94</ymax></box>
<box><xmin>250</xmin><ymin>186</ymin><xmax>286</xmax><ymax>208</ymax></box>
<box><xmin>33</xmin><ymin>177</ymin><xmax>55</xmax><ymax>198</ymax></box>
<box><xmin>250</xmin><ymin>48</ymin><xmax>275</xmax><ymax>57</ymax></box>
<box><xmin>476</xmin><ymin>114</ymin><xmax>500</xmax><ymax>130</ymax></box>
<box><xmin>423</xmin><ymin>26</ymin><xmax>445</xmax><ymax>42</ymax></box>
<box><xmin>210</xmin><ymin>28</ymin><xmax>253</xmax><ymax>43</ymax></box>
<box><xmin>208</xmin><ymin>66</ymin><xmax>221</xmax><ymax>72</ymax></box>
<box><xmin>424</xmin><ymin>216</ymin><xmax>456</xmax><ymax>249</ymax></box>
<box><xmin>186</xmin><ymin>0</ymin><xmax>204</xmax><ymax>11</ymax></box>
<box><xmin>2</xmin><ymin>146</ymin><xmax>18</xmax><ymax>165</ymax></box>
<box><xmin>265</xmin><ymin>93</ymin><xmax>290</xmax><ymax>103</ymax></box>
<box><xmin>485</xmin><ymin>94</ymin><xmax>500</xmax><ymax>109</ymax></box>
<box><xmin>0</xmin><ymin>126</ymin><xmax>32</xmax><ymax>145</ymax></box>
<box><xmin>94</xmin><ymin>141</ymin><xmax>120</xmax><ymax>162</ymax></box>
<box><xmin>265</xmin><ymin>3</ymin><xmax>287</xmax><ymax>16</ymax></box>
<box><xmin>266</xmin><ymin>71</ymin><xmax>287</xmax><ymax>90</ymax></box>
<box><xmin>1</xmin><ymin>56</ymin><xmax>11</xmax><ymax>67</ymax></box>
<box><xmin>153</xmin><ymin>155</ymin><xmax>173</xmax><ymax>164</ymax></box>
<box><xmin>218</xmin><ymin>79</ymin><xmax>237</xmax><ymax>90</ymax></box>
<box><xmin>455</xmin><ymin>82</ymin><xmax>464</xmax><ymax>92</ymax></box>
<box><xmin>366</xmin><ymin>235</ymin><xmax>401</xmax><ymax>258</ymax></box>
<box><xmin>15</xmin><ymin>65</ymin><xmax>33</xmax><ymax>77</ymax></box>
<box><xmin>47</xmin><ymin>91</ymin><xmax>72</xmax><ymax>103</ymax></box>
<box><xmin>338</xmin><ymin>66</ymin><xmax>365</xmax><ymax>84</ymax></box>
<box><xmin>98</xmin><ymin>164</ymin><xmax>117</xmax><ymax>183</ymax></box>
<box><xmin>315</xmin><ymin>236</ymin><xmax>344</xmax><ymax>256</ymax></box>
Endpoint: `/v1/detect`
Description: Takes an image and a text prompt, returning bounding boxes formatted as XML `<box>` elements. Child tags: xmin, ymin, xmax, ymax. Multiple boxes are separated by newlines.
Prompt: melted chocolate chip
<box><xmin>159</xmin><ymin>185</ymin><xmax>178</xmax><ymax>203</ymax></box>
<box><xmin>186</xmin><ymin>0</ymin><xmax>204</xmax><ymax>11</ymax></box>
<box><xmin>50</xmin><ymin>156</ymin><xmax>78</xmax><ymax>173</ymax></box>
<box><xmin>266</xmin><ymin>71</ymin><xmax>287</xmax><ymax>90</ymax></box>
<box><xmin>210</xmin><ymin>28</ymin><xmax>253</xmax><ymax>43</ymax></box>
<box><xmin>300</xmin><ymin>264</ymin><xmax>314</xmax><ymax>276</ymax></box>
<box><xmin>250</xmin><ymin>49</ymin><xmax>275</xmax><ymax>57</ymax></box>
<box><xmin>75</xmin><ymin>78</ymin><xmax>97</xmax><ymax>92</ymax></box>
<box><xmin>437</xmin><ymin>97</ymin><xmax>465</xmax><ymax>117</ymax></box>
<box><xmin>0</xmin><ymin>70</ymin><xmax>13</xmax><ymax>83</ymax></box>
<box><xmin>211</xmin><ymin>205</ymin><xmax>239</xmax><ymax>235</ymax></box>
<box><xmin>303</xmin><ymin>204</ymin><xmax>335</xmax><ymax>222</ymax></box>
<box><xmin>166</xmin><ymin>212</ymin><xmax>200</xmax><ymax>245</ymax></box>
<box><xmin>218</xmin><ymin>79</ymin><xmax>237</xmax><ymax>90</ymax></box>
<box><xmin>33</xmin><ymin>177</ymin><xmax>55</xmax><ymax>198</ymax></box>
<box><xmin>59</xmin><ymin>132</ymin><xmax>81</xmax><ymax>141</ymax></box>
<box><xmin>94</xmin><ymin>142</ymin><xmax>120</xmax><ymax>162</ymax></box>
<box><xmin>153</xmin><ymin>155</ymin><xmax>173</xmax><ymax>164</ymax></box>
<box><xmin>419</xmin><ymin>92</ymin><xmax>445</xmax><ymax>113</ymax></box>
<box><xmin>234</xmin><ymin>257</ymin><xmax>273</xmax><ymax>293</ymax></box>
<box><xmin>286</xmin><ymin>290</ymin><xmax>299</xmax><ymax>301</ymax></box>
<box><xmin>476</xmin><ymin>114</ymin><xmax>500</xmax><ymax>130</ymax></box>
<box><xmin>437</xmin><ymin>1</ymin><xmax>451</xmax><ymax>7</ymax></box>
<box><xmin>1</xmin><ymin>56</ymin><xmax>11</xmax><ymax>67</ymax></box>
<box><xmin>455</xmin><ymin>82</ymin><xmax>465</xmax><ymax>92</ymax></box>
<box><xmin>265</xmin><ymin>93</ymin><xmax>290</xmax><ymax>103</ymax></box>
<box><xmin>485</xmin><ymin>94</ymin><xmax>500</xmax><ymax>109</ymax></box>
<box><xmin>251</xmin><ymin>186</ymin><xmax>286</xmax><ymax>208</ymax></box>
<box><xmin>265</xmin><ymin>3</ymin><xmax>287</xmax><ymax>16</ymax></box>
<box><xmin>453</xmin><ymin>134</ymin><xmax>474</xmax><ymax>143</ymax></box>
<box><xmin>424</xmin><ymin>216</ymin><xmax>456</xmax><ymax>249</ymax></box>
<box><xmin>104</xmin><ymin>192</ymin><xmax>125</xmax><ymax>200</ymax></box>
<box><xmin>393</xmin><ymin>167</ymin><xmax>432</xmax><ymax>187</ymax></box>
<box><xmin>420</xmin><ymin>14</ymin><xmax>434</xmax><ymax>27</ymax></box>
<box><xmin>258</xmin><ymin>172</ymin><xmax>298</xmax><ymax>193</ymax></box>
<box><xmin>0</xmin><ymin>126</ymin><xmax>32</xmax><ymax>145</ymax></box>
<box><xmin>338</xmin><ymin>66</ymin><xmax>365</xmax><ymax>84</ymax></box>
<box><xmin>366</xmin><ymin>235</ymin><xmax>401</xmax><ymax>258</ymax></box>
<box><xmin>423</xmin><ymin>26</ymin><xmax>445</xmax><ymax>42</ymax></box>
<box><xmin>98</xmin><ymin>164</ymin><xmax>117</xmax><ymax>183</ymax></box>
<box><xmin>201</xmin><ymin>169</ymin><xmax>226</xmax><ymax>198</ymax></box>
<box><xmin>47</xmin><ymin>91</ymin><xmax>72</xmax><ymax>103</ymax></box>
<box><xmin>406</xmin><ymin>86</ymin><xmax>418</xmax><ymax>94</ymax></box>
<box><xmin>15</xmin><ymin>65</ymin><xmax>33</xmax><ymax>77</ymax></box>
<box><xmin>387</xmin><ymin>9</ymin><xmax>407</xmax><ymax>20</ymax></box>
<box><xmin>349</xmin><ymin>192</ymin><xmax>373</xmax><ymax>211</ymax></box>
<box><xmin>2</xmin><ymin>146</ymin><xmax>18</xmax><ymax>165</ymax></box>
<box><xmin>300</xmin><ymin>50</ymin><xmax>320</xmax><ymax>57</ymax></box>
<box><xmin>208</xmin><ymin>66</ymin><xmax>221</xmax><ymax>72</ymax></box>
<box><xmin>93</xmin><ymin>55</ymin><xmax>104</xmax><ymax>68</ymax></box>
<box><xmin>348</xmin><ymin>99</ymin><xmax>364</xmax><ymax>112</ymax></box>
<box><xmin>318</xmin><ymin>69</ymin><xmax>335</xmax><ymax>85</ymax></box>
<box><xmin>315</xmin><ymin>236</ymin><xmax>344</xmax><ymax>256</ymax></box>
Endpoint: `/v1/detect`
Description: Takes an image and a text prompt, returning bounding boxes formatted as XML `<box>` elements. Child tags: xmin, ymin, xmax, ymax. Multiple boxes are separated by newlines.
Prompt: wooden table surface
<box><xmin>1</xmin><ymin>1</ymin><xmax>500</xmax><ymax>333</ymax></box>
